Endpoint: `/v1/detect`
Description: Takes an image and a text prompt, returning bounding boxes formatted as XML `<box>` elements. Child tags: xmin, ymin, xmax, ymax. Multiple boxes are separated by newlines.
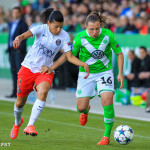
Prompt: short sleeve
<box><xmin>61</xmin><ymin>33</ymin><xmax>72</xmax><ymax>53</ymax></box>
<box><xmin>72</xmin><ymin>34</ymin><xmax>81</xmax><ymax>56</ymax></box>
<box><xmin>29</xmin><ymin>25</ymin><xmax>43</xmax><ymax>37</ymax></box>
<box><xmin>109</xmin><ymin>31</ymin><xmax>122</xmax><ymax>54</ymax></box>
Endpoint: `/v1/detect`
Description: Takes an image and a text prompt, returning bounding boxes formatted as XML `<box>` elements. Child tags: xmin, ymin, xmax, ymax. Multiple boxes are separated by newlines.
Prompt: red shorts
<box><xmin>17</xmin><ymin>66</ymin><xmax>54</xmax><ymax>97</ymax></box>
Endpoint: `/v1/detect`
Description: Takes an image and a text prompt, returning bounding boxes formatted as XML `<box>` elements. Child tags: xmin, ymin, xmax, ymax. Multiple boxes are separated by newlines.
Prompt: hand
<box><xmin>126</xmin><ymin>73</ymin><xmax>135</xmax><ymax>80</ymax></box>
<box><xmin>117</xmin><ymin>74</ymin><xmax>124</xmax><ymax>89</ymax></box>
<box><xmin>144</xmin><ymin>72</ymin><xmax>150</xmax><ymax>79</ymax></box>
<box><xmin>13</xmin><ymin>37</ymin><xmax>21</xmax><ymax>49</ymax></box>
<box><xmin>139</xmin><ymin>72</ymin><xmax>145</xmax><ymax>79</ymax></box>
<box><xmin>84</xmin><ymin>63</ymin><xmax>89</xmax><ymax>79</ymax></box>
<box><xmin>40</xmin><ymin>65</ymin><xmax>53</xmax><ymax>74</ymax></box>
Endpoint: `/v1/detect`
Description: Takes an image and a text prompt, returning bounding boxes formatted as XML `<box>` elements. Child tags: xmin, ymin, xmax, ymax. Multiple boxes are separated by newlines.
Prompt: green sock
<box><xmin>103</xmin><ymin>104</ymin><xmax>114</xmax><ymax>138</ymax></box>
<box><xmin>77</xmin><ymin>106</ymin><xmax>89</xmax><ymax>114</ymax></box>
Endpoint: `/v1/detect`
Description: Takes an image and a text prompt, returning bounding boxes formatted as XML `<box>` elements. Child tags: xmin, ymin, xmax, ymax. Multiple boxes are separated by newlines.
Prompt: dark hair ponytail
<box><xmin>86</xmin><ymin>11</ymin><xmax>108</xmax><ymax>28</ymax></box>
<box><xmin>40</xmin><ymin>8</ymin><xmax>64</xmax><ymax>24</ymax></box>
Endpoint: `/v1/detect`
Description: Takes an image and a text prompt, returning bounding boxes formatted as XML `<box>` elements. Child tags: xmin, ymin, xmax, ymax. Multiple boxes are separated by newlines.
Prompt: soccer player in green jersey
<box><xmin>46</xmin><ymin>11</ymin><xmax>124</xmax><ymax>145</ymax></box>
<box><xmin>71</xmin><ymin>11</ymin><xmax>124</xmax><ymax>145</ymax></box>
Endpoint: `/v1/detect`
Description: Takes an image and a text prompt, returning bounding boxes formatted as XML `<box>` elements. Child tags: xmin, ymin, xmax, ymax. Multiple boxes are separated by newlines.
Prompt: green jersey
<box><xmin>72</xmin><ymin>28</ymin><xmax>122</xmax><ymax>73</ymax></box>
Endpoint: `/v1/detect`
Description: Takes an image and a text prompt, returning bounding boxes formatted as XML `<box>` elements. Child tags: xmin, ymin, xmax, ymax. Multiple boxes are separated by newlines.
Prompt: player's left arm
<box><xmin>41</xmin><ymin>50</ymin><xmax>89</xmax><ymax>79</ymax></box>
<box><xmin>116</xmin><ymin>52</ymin><xmax>124</xmax><ymax>89</ymax></box>
<box><xmin>109</xmin><ymin>31</ymin><xmax>124</xmax><ymax>89</ymax></box>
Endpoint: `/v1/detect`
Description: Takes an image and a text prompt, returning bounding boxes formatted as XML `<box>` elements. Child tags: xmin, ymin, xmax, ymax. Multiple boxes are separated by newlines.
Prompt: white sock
<box><xmin>14</xmin><ymin>104</ymin><xmax>24</xmax><ymax>126</ymax></box>
<box><xmin>27</xmin><ymin>99</ymin><xmax>45</xmax><ymax>126</ymax></box>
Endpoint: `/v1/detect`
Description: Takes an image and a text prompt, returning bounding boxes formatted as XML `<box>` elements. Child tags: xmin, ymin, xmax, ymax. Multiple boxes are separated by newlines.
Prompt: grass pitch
<box><xmin>0</xmin><ymin>100</ymin><xmax>150</xmax><ymax>150</ymax></box>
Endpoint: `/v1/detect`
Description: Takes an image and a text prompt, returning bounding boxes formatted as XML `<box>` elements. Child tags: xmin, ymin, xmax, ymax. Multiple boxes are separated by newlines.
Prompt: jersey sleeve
<box><xmin>109</xmin><ymin>31</ymin><xmax>122</xmax><ymax>54</ymax></box>
<box><xmin>29</xmin><ymin>25</ymin><xmax>43</xmax><ymax>37</ymax></box>
<box><xmin>61</xmin><ymin>33</ymin><xmax>72</xmax><ymax>53</ymax></box>
<box><xmin>72</xmin><ymin>34</ymin><xmax>81</xmax><ymax>56</ymax></box>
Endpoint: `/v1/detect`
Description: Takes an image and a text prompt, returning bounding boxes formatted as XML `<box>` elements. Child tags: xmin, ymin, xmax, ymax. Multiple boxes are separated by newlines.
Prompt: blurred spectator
<box><xmin>138</xmin><ymin>46</ymin><xmax>150</xmax><ymax>88</ymax></box>
<box><xmin>0</xmin><ymin>18</ymin><xmax>9</xmax><ymax>32</ymax></box>
<box><xmin>25</xmin><ymin>15</ymin><xmax>34</xmax><ymax>29</ymax></box>
<box><xmin>147</xmin><ymin>17</ymin><xmax>150</xmax><ymax>33</ymax></box>
<box><xmin>34</xmin><ymin>14</ymin><xmax>42</xmax><ymax>26</ymax></box>
<box><xmin>24</xmin><ymin>4</ymin><xmax>36</xmax><ymax>19</ymax></box>
<box><xmin>0</xmin><ymin>6</ymin><xmax>9</xmax><ymax>32</ymax></box>
<box><xmin>125</xmin><ymin>50</ymin><xmax>141</xmax><ymax>90</ymax></box>
<box><xmin>115</xmin><ymin>15</ymin><xmax>137</xmax><ymax>34</ymax></box>
<box><xmin>77</xmin><ymin>3</ymin><xmax>90</xmax><ymax>16</ymax></box>
<box><xmin>32</xmin><ymin>0</ymin><xmax>49</xmax><ymax>12</ymax></box>
<box><xmin>120</xmin><ymin>0</ymin><xmax>131</xmax><ymax>16</ymax></box>
<box><xmin>1</xmin><ymin>0</ymin><xmax>150</xmax><ymax>35</ymax></box>
<box><xmin>135</xmin><ymin>17</ymin><xmax>148</xmax><ymax>34</ymax></box>
<box><xmin>6</xmin><ymin>6</ymin><xmax>28</xmax><ymax>98</ymax></box>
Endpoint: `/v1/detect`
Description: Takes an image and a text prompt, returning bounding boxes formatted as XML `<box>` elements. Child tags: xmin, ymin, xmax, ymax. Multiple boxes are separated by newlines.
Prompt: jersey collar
<box><xmin>86</xmin><ymin>28</ymin><xmax>102</xmax><ymax>37</ymax></box>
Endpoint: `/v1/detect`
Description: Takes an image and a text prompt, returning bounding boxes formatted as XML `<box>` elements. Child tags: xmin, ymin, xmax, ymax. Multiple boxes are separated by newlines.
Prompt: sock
<box><xmin>77</xmin><ymin>106</ymin><xmax>89</xmax><ymax>114</ymax></box>
<box><xmin>14</xmin><ymin>104</ymin><xmax>24</xmax><ymax>126</ymax></box>
<box><xmin>27</xmin><ymin>99</ymin><xmax>45</xmax><ymax>126</ymax></box>
<box><xmin>103</xmin><ymin>104</ymin><xmax>115</xmax><ymax>138</ymax></box>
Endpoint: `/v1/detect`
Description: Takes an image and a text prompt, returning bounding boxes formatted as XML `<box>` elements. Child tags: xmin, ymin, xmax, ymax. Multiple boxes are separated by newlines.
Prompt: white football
<box><xmin>114</xmin><ymin>125</ymin><xmax>134</xmax><ymax>145</ymax></box>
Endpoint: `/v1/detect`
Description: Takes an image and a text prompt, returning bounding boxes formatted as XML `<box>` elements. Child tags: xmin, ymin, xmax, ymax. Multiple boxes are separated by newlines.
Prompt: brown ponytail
<box><xmin>85</xmin><ymin>11</ymin><xmax>108</xmax><ymax>28</ymax></box>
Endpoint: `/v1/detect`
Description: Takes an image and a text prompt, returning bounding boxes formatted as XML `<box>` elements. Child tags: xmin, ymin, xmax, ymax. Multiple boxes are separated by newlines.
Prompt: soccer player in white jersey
<box><xmin>47</xmin><ymin>11</ymin><xmax>124</xmax><ymax>145</ymax></box>
<box><xmin>10</xmin><ymin>8</ymin><xmax>89</xmax><ymax>139</ymax></box>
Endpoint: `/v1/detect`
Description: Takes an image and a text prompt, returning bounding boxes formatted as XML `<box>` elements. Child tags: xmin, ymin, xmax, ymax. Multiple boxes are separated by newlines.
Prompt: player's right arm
<box><xmin>13</xmin><ymin>30</ymin><xmax>33</xmax><ymax>49</ymax></box>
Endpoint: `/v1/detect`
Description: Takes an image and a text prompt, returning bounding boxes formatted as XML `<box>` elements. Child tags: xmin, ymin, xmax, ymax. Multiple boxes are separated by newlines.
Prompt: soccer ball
<box><xmin>114</xmin><ymin>125</ymin><xmax>134</xmax><ymax>145</ymax></box>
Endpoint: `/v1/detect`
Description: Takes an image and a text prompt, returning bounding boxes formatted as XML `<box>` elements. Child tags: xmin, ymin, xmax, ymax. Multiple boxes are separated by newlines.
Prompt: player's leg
<box><xmin>76</xmin><ymin>72</ymin><xmax>96</xmax><ymax>126</ymax></box>
<box><xmin>24</xmin><ymin>73</ymin><xmax>54</xmax><ymax>136</ymax></box>
<box><xmin>96</xmin><ymin>70</ymin><xmax>115</xmax><ymax>145</ymax></box>
<box><xmin>10</xmin><ymin>96</ymin><xmax>28</xmax><ymax>139</ymax></box>
<box><xmin>77</xmin><ymin>97</ymin><xmax>90</xmax><ymax>126</ymax></box>
<box><xmin>10</xmin><ymin>66</ymin><xmax>37</xmax><ymax>139</ymax></box>
<box><xmin>97</xmin><ymin>92</ymin><xmax>114</xmax><ymax>145</ymax></box>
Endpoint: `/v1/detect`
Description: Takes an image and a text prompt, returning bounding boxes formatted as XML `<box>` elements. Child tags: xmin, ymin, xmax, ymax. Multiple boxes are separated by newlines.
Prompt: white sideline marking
<box><xmin>0</xmin><ymin>111</ymin><xmax>150</xmax><ymax>140</ymax></box>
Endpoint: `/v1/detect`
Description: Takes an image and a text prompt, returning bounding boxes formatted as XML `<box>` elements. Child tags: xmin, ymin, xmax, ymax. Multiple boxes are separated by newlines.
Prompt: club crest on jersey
<box><xmin>91</xmin><ymin>50</ymin><xmax>104</xmax><ymax>59</ymax></box>
<box><xmin>17</xmin><ymin>87</ymin><xmax>21</xmax><ymax>93</ymax></box>
<box><xmin>56</xmin><ymin>39</ymin><xmax>61</xmax><ymax>46</ymax></box>
<box><xmin>67</xmin><ymin>42</ymin><xmax>72</xmax><ymax>46</ymax></box>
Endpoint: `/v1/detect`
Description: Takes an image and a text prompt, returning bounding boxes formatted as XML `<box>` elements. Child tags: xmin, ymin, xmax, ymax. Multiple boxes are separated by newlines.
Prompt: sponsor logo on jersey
<box><xmin>39</xmin><ymin>43</ymin><xmax>55</xmax><ymax>57</ymax></box>
<box><xmin>116</xmin><ymin>44</ymin><xmax>119</xmax><ymax>48</ymax></box>
<box><xmin>91</xmin><ymin>50</ymin><xmax>104</xmax><ymax>59</ymax></box>
<box><xmin>56</xmin><ymin>39</ymin><xmax>61</xmax><ymax>46</ymax></box>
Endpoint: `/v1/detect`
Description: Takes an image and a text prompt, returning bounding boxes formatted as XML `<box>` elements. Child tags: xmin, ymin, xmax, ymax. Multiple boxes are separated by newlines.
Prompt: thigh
<box><xmin>97</xmin><ymin>70</ymin><xmax>115</xmax><ymax>97</ymax></box>
<box><xmin>17</xmin><ymin>66</ymin><xmax>35</xmax><ymax>97</ymax></box>
<box><xmin>76</xmin><ymin>72</ymin><xmax>96</xmax><ymax>99</ymax></box>
<box><xmin>35</xmin><ymin>73</ymin><xmax>54</xmax><ymax>91</ymax></box>
<box><xmin>36</xmin><ymin>81</ymin><xmax>51</xmax><ymax>93</ymax></box>
<box><xmin>77</xmin><ymin>97</ymin><xmax>90</xmax><ymax>109</ymax></box>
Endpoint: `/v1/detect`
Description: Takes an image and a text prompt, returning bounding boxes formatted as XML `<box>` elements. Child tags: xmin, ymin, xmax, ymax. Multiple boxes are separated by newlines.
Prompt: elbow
<box><xmin>67</xmin><ymin>57</ymin><xmax>72</xmax><ymax>63</ymax></box>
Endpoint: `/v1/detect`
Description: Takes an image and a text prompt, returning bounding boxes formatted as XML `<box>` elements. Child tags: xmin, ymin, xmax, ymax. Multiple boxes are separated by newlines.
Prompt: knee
<box><xmin>38</xmin><ymin>88</ymin><xmax>49</xmax><ymax>97</ymax></box>
<box><xmin>77</xmin><ymin>105</ymin><xmax>87</xmax><ymax>112</ymax></box>
<box><xmin>101</xmin><ymin>94</ymin><xmax>113</xmax><ymax>106</ymax></box>
<box><xmin>16</xmin><ymin>101</ymin><xmax>24</xmax><ymax>108</ymax></box>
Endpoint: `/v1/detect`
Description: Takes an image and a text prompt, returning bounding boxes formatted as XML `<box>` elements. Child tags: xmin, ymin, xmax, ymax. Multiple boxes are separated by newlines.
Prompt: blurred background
<box><xmin>0</xmin><ymin>0</ymin><xmax>150</xmax><ymax>120</ymax></box>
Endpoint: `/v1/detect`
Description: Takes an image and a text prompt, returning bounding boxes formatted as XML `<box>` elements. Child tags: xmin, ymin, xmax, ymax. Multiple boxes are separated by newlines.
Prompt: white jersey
<box><xmin>22</xmin><ymin>24</ymin><xmax>71</xmax><ymax>73</ymax></box>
